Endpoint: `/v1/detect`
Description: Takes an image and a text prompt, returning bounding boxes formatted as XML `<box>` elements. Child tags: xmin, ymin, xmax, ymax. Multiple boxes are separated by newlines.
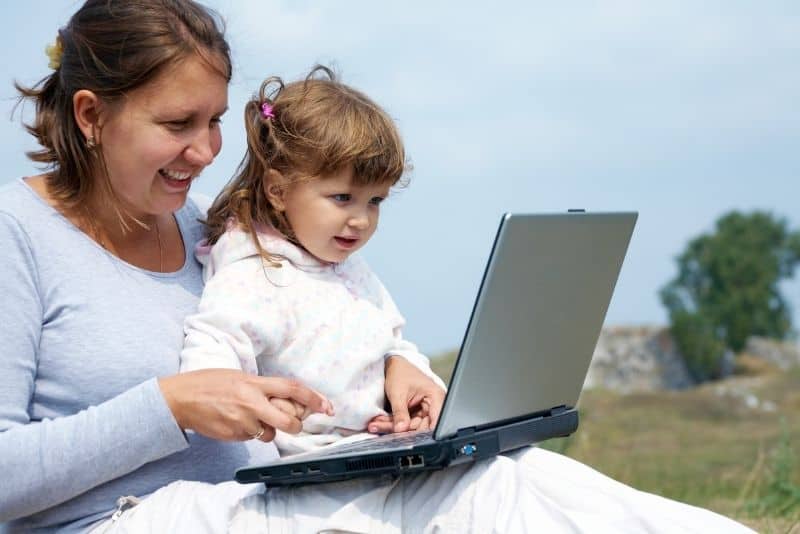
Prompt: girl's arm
<box><xmin>180</xmin><ymin>258</ymin><xmax>289</xmax><ymax>375</ymax></box>
<box><xmin>374</xmin><ymin>276</ymin><xmax>446</xmax><ymax>390</ymax></box>
<box><xmin>360</xmin><ymin>263</ymin><xmax>447</xmax><ymax>433</ymax></box>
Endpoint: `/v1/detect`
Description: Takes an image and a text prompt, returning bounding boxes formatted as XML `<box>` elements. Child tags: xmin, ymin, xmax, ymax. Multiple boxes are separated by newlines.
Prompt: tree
<box><xmin>660</xmin><ymin>211</ymin><xmax>800</xmax><ymax>381</ymax></box>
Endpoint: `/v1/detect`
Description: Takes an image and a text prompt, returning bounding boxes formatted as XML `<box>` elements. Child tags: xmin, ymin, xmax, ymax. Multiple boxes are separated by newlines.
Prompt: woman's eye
<box><xmin>332</xmin><ymin>194</ymin><xmax>351</xmax><ymax>202</ymax></box>
<box><xmin>210</xmin><ymin>117</ymin><xmax>223</xmax><ymax>127</ymax></box>
<box><xmin>369</xmin><ymin>196</ymin><xmax>385</xmax><ymax>206</ymax></box>
<box><xmin>165</xmin><ymin>119</ymin><xmax>190</xmax><ymax>130</ymax></box>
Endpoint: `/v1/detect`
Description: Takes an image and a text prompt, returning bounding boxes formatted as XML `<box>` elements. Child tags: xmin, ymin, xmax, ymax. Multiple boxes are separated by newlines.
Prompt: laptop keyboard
<box><xmin>326</xmin><ymin>430</ymin><xmax>434</xmax><ymax>454</ymax></box>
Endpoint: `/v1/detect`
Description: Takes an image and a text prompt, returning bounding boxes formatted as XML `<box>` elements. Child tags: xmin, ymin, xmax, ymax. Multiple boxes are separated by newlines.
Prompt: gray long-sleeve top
<box><xmin>0</xmin><ymin>179</ymin><xmax>278</xmax><ymax>532</ymax></box>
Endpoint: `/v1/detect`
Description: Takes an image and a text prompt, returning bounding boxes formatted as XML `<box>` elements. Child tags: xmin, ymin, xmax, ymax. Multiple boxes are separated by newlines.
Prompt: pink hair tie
<box><xmin>261</xmin><ymin>102</ymin><xmax>275</xmax><ymax>119</ymax></box>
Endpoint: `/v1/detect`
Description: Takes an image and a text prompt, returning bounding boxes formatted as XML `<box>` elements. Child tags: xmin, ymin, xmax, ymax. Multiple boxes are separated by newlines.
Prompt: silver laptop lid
<box><xmin>435</xmin><ymin>212</ymin><xmax>637</xmax><ymax>439</ymax></box>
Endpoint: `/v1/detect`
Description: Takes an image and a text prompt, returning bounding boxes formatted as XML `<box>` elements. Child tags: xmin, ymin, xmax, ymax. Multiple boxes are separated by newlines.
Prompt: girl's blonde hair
<box><xmin>206</xmin><ymin>65</ymin><xmax>407</xmax><ymax>263</ymax></box>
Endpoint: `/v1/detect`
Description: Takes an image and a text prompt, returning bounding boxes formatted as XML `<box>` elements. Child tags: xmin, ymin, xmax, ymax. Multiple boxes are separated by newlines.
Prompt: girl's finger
<box><xmin>408</xmin><ymin>414</ymin><xmax>423</xmax><ymax>431</ymax></box>
<box><xmin>368</xmin><ymin>418</ymin><xmax>394</xmax><ymax>434</ymax></box>
<box><xmin>417</xmin><ymin>416</ymin><xmax>431</xmax><ymax>431</ymax></box>
<box><xmin>427</xmin><ymin>388</ymin><xmax>446</xmax><ymax>427</ymax></box>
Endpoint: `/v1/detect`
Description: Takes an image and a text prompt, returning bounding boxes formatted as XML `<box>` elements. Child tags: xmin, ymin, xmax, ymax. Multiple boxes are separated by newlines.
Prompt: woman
<box><xmin>0</xmin><ymin>1</ymin><xmax>753</xmax><ymax>532</ymax></box>
<box><xmin>0</xmin><ymin>1</ymin><xmax>440</xmax><ymax>531</ymax></box>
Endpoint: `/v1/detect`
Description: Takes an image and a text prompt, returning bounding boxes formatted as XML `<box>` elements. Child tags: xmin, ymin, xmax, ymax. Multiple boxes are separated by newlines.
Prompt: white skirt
<box><xmin>92</xmin><ymin>446</ymin><xmax>754</xmax><ymax>534</ymax></box>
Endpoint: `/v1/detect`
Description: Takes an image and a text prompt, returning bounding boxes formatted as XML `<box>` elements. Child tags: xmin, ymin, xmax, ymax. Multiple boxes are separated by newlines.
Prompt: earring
<box><xmin>86</xmin><ymin>136</ymin><xmax>96</xmax><ymax>150</ymax></box>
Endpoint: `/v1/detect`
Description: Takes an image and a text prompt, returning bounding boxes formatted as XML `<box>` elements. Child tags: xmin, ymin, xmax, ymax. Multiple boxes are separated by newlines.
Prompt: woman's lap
<box><xmin>89</xmin><ymin>480</ymin><xmax>263</xmax><ymax>534</ymax></box>
<box><xmin>92</xmin><ymin>447</ymin><xmax>755</xmax><ymax>533</ymax></box>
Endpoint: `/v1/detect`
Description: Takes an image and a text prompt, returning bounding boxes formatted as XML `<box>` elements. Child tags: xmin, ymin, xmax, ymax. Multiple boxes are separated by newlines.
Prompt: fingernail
<box><xmin>369</xmin><ymin>426</ymin><xmax>378</xmax><ymax>433</ymax></box>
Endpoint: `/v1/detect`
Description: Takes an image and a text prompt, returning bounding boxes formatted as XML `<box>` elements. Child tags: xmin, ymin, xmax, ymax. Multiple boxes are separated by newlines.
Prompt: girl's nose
<box><xmin>348</xmin><ymin>212</ymin><xmax>370</xmax><ymax>230</ymax></box>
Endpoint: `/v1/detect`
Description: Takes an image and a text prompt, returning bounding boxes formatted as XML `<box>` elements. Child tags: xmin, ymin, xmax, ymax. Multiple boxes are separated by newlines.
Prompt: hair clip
<box><xmin>261</xmin><ymin>102</ymin><xmax>275</xmax><ymax>119</ymax></box>
<box><xmin>45</xmin><ymin>35</ymin><xmax>64</xmax><ymax>70</ymax></box>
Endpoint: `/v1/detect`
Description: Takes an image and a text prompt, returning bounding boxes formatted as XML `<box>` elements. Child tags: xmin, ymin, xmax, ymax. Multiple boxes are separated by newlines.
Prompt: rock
<box><xmin>742</xmin><ymin>337</ymin><xmax>800</xmax><ymax>370</ymax></box>
<box><xmin>584</xmin><ymin>326</ymin><xmax>695</xmax><ymax>392</ymax></box>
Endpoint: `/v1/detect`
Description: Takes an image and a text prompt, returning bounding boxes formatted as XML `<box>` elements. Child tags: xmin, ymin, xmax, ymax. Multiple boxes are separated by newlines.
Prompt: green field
<box><xmin>430</xmin><ymin>353</ymin><xmax>800</xmax><ymax>533</ymax></box>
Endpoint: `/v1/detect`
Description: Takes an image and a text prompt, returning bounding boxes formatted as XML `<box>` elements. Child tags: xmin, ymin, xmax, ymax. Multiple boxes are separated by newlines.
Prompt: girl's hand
<box><xmin>158</xmin><ymin>369</ymin><xmax>333</xmax><ymax>443</ymax></box>
<box><xmin>368</xmin><ymin>356</ymin><xmax>445</xmax><ymax>434</ymax></box>
<box><xmin>270</xmin><ymin>396</ymin><xmax>328</xmax><ymax>421</ymax></box>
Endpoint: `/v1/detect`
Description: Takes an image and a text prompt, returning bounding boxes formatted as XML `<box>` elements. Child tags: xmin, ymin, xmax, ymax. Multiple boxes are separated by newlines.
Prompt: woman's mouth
<box><xmin>159</xmin><ymin>169</ymin><xmax>194</xmax><ymax>189</ymax></box>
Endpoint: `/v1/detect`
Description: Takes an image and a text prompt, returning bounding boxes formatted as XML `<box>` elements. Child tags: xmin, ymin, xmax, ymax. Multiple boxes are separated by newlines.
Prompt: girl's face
<box><xmin>95</xmin><ymin>54</ymin><xmax>228</xmax><ymax>219</ymax></box>
<box><xmin>275</xmin><ymin>167</ymin><xmax>391</xmax><ymax>264</ymax></box>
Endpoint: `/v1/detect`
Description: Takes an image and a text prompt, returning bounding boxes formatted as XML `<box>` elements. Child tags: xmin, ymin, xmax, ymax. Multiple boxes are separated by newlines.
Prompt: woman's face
<box><xmin>95</xmin><ymin>54</ymin><xmax>228</xmax><ymax>219</ymax></box>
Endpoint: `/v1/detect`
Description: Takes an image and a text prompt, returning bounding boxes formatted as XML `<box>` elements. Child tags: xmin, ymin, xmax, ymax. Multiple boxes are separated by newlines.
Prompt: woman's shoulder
<box><xmin>0</xmin><ymin>178</ymin><xmax>44</xmax><ymax>217</ymax></box>
<box><xmin>0</xmin><ymin>179</ymin><xmax>60</xmax><ymax>242</ymax></box>
<box><xmin>175</xmin><ymin>192</ymin><xmax>213</xmax><ymax>247</ymax></box>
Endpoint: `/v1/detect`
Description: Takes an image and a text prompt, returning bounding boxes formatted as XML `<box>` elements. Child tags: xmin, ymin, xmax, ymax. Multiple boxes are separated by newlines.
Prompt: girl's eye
<box><xmin>332</xmin><ymin>194</ymin><xmax>351</xmax><ymax>202</ymax></box>
<box><xmin>210</xmin><ymin>117</ymin><xmax>223</xmax><ymax>127</ymax></box>
<box><xmin>369</xmin><ymin>196</ymin><xmax>385</xmax><ymax>206</ymax></box>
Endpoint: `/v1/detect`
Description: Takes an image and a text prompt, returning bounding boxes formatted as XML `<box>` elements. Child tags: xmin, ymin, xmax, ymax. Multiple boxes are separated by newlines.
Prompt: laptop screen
<box><xmin>435</xmin><ymin>212</ymin><xmax>637</xmax><ymax>439</ymax></box>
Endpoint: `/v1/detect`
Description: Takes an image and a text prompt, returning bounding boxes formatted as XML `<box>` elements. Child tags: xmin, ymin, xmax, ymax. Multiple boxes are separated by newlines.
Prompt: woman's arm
<box><xmin>0</xmin><ymin>214</ymin><xmax>330</xmax><ymax>521</ymax></box>
<box><xmin>0</xmin><ymin>213</ymin><xmax>190</xmax><ymax>521</ymax></box>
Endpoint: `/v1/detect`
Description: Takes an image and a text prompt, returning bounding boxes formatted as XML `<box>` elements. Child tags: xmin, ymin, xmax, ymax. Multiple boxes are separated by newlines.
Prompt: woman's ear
<box><xmin>73</xmin><ymin>89</ymin><xmax>103</xmax><ymax>145</ymax></box>
<box><xmin>264</xmin><ymin>169</ymin><xmax>287</xmax><ymax>211</ymax></box>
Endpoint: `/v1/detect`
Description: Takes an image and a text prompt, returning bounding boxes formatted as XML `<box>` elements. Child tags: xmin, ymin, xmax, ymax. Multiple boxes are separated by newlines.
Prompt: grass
<box><xmin>430</xmin><ymin>352</ymin><xmax>800</xmax><ymax>533</ymax></box>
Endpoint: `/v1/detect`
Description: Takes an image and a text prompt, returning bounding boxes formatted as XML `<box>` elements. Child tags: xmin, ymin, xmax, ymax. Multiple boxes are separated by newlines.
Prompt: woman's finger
<box><xmin>249</xmin><ymin>424</ymin><xmax>276</xmax><ymax>443</ymax></box>
<box><xmin>254</xmin><ymin>376</ymin><xmax>334</xmax><ymax>416</ymax></box>
<box><xmin>251</xmin><ymin>394</ymin><xmax>305</xmax><ymax>435</ymax></box>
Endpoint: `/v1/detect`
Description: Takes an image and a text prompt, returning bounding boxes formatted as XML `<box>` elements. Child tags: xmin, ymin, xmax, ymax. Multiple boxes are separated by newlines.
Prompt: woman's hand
<box><xmin>368</xmin><ymin>356</ymin><xmax>446</xmax><ymax>434</ymax></box>
<box><xmin>158</xmin><ymin>369</ymin><xmax>333</xmax><ymax>443</ymax></box>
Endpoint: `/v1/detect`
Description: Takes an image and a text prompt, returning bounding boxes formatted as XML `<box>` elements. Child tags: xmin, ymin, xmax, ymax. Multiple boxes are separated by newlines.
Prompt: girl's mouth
<box><xmin>334</xmin><ymin>236</ymin><xmax>358</xmax><ymax>249</ymax></box>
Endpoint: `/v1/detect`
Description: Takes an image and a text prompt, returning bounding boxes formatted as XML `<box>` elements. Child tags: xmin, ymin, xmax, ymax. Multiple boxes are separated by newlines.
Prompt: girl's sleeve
<box><xmin>0</xmin><ymin>213</ymin><xmax>188</xmax><ymax>521</ymax></box>
<box><xmin>180</xmin><ymin>259</ymin><xmax>288</xmax><ymax>375</ymax></box>
<box><xmin>371</xmin><ymin>270</ymin><xmax>447</xmax><ymax>391</ymax></box>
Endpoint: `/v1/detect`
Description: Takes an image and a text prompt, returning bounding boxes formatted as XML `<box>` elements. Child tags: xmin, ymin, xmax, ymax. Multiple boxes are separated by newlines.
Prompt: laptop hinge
<box><xmin>455</xmin><ymin>427</ymin><xmax>477</xmax><ymax>437</ymax></box>
<box><xmin>550</xmin><ymin>405</ymin><xmax>569</xmax><ymax>416</ymax></box>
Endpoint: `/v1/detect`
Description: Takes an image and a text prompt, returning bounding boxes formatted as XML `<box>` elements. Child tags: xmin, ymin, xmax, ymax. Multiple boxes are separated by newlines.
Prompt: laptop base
<box><xmin>235</xmin><ymin>408</ymin><xmax>578</xmax><ymax>486</ymax></box>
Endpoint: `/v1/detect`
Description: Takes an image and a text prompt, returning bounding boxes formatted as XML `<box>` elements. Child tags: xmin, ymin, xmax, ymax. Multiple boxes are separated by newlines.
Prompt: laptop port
<box><xmin>290</xmin><ymin>469</ymin><xmax>303</xmax><ymax>476</ymax></box>
<box><xmin>307</xmin><ymin>465</ymin><xmax>321</xmax><ymax>474</ymax></box>
<box><xmin>400</xmin><ymin>455</ymin><xmax>425</xmax><ymax>469</ymax></box>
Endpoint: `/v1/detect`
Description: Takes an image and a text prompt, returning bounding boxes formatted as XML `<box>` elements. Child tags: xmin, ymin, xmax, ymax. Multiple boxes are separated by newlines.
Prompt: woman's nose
<box><xmin>184</xmin><ymin>128</ymin><xmax>219</xmax><ymax>167</ymax></box>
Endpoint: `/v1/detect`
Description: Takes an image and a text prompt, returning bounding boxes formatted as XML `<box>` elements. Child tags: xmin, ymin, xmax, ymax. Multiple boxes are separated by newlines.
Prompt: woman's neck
<box><xmin>26</xmin><ymin>174</ymin><xmax>177</xmax><ymax>272</ymax></box>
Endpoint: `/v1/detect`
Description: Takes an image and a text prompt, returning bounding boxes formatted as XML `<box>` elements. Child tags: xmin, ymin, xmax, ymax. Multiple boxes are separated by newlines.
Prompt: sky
<box><xmin>1</xmin><ymin>1</ymin><xmax>798</xmax><ymax>356</ymax></box>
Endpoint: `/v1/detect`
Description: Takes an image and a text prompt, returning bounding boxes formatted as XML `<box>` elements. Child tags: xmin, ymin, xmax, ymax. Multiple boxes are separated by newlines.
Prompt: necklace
<box><xmin>83</xmin><ymin>208</ymin><xmax>164</xmax><ymax>272</ymax></box>
<box><xmin>154</xmin><ymin>219</ymin><xmax>164</xmax><ymax>272</ymax></box>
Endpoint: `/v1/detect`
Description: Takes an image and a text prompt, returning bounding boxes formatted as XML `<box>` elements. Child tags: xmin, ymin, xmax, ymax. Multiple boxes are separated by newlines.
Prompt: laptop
<box><xmin>235</xmin><ymin>211</ymin><xmax>638</xmax><ymax>487</ymax></box>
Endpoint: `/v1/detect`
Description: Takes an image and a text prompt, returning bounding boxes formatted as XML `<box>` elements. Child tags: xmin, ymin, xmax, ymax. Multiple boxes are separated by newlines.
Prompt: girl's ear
<box><xmin>73</xmin><ymin>89</ymin><xmax>104</xmax><ymax>145</ymax></box>
<box><xmin>264</xmin><ymin>169</ymin><xmax>287</xmax><ymax>211</ymax></box>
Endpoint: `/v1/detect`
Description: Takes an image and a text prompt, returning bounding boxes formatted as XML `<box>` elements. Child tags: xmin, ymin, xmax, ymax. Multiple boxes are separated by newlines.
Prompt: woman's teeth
<box><xmin>160</xmin><ymin>169</ymin><xmax>192</xmax><ymax>181</ymax></box>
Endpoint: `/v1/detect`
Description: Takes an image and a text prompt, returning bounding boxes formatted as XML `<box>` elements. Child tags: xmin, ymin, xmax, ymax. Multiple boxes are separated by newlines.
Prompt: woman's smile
<box><xmin>159</xmin><ymin>168</ymin><xmax>196</xmax><ymax>191</ymax></box>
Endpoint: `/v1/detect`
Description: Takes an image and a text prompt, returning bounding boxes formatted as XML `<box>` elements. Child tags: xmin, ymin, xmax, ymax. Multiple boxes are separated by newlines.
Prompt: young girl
<box><xmin>180</xmin><ymin>66</ymin><xmax>445</xmax><ymax>455</ymax></box>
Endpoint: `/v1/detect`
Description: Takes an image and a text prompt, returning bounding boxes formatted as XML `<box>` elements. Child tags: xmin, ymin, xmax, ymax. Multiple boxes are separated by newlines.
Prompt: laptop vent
<box><xmin>345</xmin><ymin>456</ymin><xmax>395</xmax><ymax>472</ymax></box>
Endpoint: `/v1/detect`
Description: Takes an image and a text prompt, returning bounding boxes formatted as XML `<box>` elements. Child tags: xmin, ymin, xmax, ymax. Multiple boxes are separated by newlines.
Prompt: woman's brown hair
<box><xmin>205</xmin><ymin>65</ymin><xmax>407</xmax><ymax>264</ymax></box>
<box><xmin>16</xmin><ymin>0</ymin><xmax>231</xmax><ymax>220</ymax></box>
